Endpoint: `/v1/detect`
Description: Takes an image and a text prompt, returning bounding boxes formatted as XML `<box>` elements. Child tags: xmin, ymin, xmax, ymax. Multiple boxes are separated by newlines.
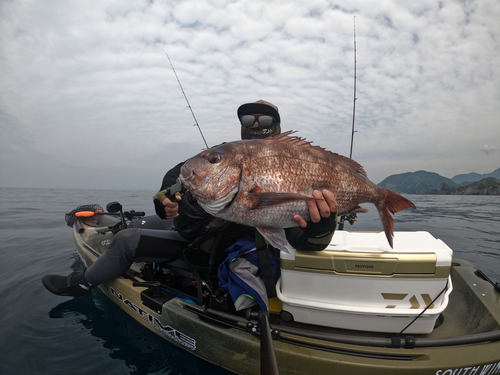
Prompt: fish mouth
<box><xmin>179</xmin><ymin>164</ymin><xmax>194</xmax><ymax>185</ymax></box>
<box><xmin>179</xmin><ymin>164</ymin><xmax>239</xmax><ymax>214</ymax></box>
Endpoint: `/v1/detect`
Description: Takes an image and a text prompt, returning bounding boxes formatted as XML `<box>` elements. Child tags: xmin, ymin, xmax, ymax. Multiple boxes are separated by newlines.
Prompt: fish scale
<box><xmin>180</xmin><ymin>131</ymin><xmax>416</xmax><ymax>251</ymax></box>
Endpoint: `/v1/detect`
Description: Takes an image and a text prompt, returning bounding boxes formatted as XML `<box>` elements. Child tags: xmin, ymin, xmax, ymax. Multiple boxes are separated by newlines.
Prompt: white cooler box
<box><xmin>277</xmin><ymin>231</ymin><xmax>453</xmax><ymax>334</ymax></box>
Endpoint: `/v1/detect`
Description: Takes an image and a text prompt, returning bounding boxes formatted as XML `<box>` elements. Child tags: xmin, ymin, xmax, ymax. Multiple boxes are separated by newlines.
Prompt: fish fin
<box><xmin>256</xmin><ymin>227</ymin><xmax>290</xmax><ymax>254</ymax></box>
<box><xmin>269</xmin><ymin>131</ymin><xmax>368</xmax><ymax>177</ymax></box>
<box><xmin>246</xmin><ymin>192</ymin><xmax>318</xmax><ymax>209</ymax></box>
<box><xmin>349</xmin><ymin>205</ymin><xmax>369</xmax><ymax>214</ymax></box>
<box><xmin>376</xmin><ymin>189</ymin><xmax>416</xmax><ymax>248</ymax></box>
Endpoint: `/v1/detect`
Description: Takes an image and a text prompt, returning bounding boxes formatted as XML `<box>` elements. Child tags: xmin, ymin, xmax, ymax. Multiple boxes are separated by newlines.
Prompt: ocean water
<box><xmin>0</xmin><ymin>188</ymin><xmax>499</xmax><ymax>375</ymax></box>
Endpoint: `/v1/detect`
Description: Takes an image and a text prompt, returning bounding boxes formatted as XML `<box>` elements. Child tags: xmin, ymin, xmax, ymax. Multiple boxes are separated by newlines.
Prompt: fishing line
<box><xmin>165</xmin><ymin>52</ymin><xmax>209</xmax><ymax>149</ymax></box>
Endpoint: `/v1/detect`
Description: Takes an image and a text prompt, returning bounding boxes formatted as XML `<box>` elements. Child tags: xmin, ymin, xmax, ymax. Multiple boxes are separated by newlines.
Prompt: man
<box><xmin>42</xmin><ymin>100</ymin><xmax>338</xmax><ymax>297</ymax></box>
<box><xmin>158</xmin><ymin>100</ymin><xmax>282</xmax><ymax>222</ymax></box>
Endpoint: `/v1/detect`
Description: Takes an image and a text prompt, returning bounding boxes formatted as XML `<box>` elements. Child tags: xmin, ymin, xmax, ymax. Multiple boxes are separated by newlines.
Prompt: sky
<box><xmin>1</xmin><ymin>0</ymin><xmax>499</xmax><ymax>190</ymax></box>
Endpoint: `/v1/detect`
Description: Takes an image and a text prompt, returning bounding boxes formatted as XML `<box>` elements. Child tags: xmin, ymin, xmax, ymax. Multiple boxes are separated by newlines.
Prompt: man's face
<box><xmin>240</xmin><ymin>113</ymin><xmax>281</xmax><ymax>140</ymax></box>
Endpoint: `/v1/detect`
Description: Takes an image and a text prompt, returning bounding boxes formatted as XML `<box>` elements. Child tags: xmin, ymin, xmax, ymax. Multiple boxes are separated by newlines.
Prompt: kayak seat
<box><xmin>165</xmin><ymin>258</ymin><xmax>209</xmax><ymax>274</ymax></box>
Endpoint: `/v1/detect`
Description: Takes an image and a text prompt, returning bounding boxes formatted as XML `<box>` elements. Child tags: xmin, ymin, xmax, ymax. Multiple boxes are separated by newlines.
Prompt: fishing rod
<box><xmin>349</xmin><ymin>16</ymin><xmax>357</xmax><ymax>160</ymax></box>
<box><xmin>165</xmin><ymin>52</ymin><xmax>209</xmax><ymax>149</ymax></box>
<box><xmin>341</xmin><ymin>16</ymin><xmax>358</xmax><ymax>230</ymax></box>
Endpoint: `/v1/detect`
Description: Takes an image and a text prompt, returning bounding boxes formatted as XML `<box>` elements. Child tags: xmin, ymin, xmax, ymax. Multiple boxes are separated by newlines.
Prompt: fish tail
<box><xmin>376</xmin><ymin>189</ymin><xmax>416</xmax><ymax>248</ymax></box>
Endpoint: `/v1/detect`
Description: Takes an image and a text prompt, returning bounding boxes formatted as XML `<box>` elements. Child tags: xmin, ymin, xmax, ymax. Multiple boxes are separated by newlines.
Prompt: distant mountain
<box><xmin>378</xmin><ymin>168</ymin><xmax>500</xmax><ymax>194</ymax></box>
<box><xmin>378</xmin><ymin>170</ymin><xmax>459</xmax><ymax>194</ymax></box>
<box><xmin>451</xmin><ymin>167</ymin><xmax>500</xmax><ymax>185</ymax></box>
<box><xmin>432</xmin><ymin>178</ymin><xmax>500</xmax><ymax>195</ymax></box>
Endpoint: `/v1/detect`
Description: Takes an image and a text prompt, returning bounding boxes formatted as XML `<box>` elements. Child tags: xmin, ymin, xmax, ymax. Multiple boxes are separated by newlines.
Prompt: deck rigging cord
<box><xmin>396</xmin><ymin>278</ymin><xmax>450</xmax><ymax>337</ymax></box>
<box><xmin>165</xmin><ymin>52</ymin><xmax>209</xmax><ymax>149</ymax></box>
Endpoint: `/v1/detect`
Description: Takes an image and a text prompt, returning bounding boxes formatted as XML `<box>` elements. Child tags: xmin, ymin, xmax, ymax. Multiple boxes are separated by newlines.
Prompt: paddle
<box><xmin>258</xmin><ymin>310</ymin><xmax>279</xmax><ymax>375</ymax></box>
<box><xmin>74</xmin><ymin>209</ymin><xmax>145</xmax><ymax>219</ymax></box>
<box><xmin>75</xmin><ymin>211</ymin><xmax>106</xmax><ymax>217</ymax></box>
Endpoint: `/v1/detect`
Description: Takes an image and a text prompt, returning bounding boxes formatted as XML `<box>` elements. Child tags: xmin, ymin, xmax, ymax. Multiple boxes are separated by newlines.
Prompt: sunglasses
<box><xmin>239</xmin><ymin>115</ymin><xmax>276</xmax><ymax>128</ymax></box>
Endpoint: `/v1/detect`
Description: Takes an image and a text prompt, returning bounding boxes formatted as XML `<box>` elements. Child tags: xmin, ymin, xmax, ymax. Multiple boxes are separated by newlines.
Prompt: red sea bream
<box><xmin>180</xmin><ymin>131</ymin><xmax>416</xmax><ymax>252</ymax></box>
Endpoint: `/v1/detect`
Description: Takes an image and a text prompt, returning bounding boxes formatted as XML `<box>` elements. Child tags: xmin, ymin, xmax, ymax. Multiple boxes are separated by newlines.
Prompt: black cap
<box><xmin>237</xmin><ymin>100</ymin><xmax>280</xmax><ymax>124</ymax></box>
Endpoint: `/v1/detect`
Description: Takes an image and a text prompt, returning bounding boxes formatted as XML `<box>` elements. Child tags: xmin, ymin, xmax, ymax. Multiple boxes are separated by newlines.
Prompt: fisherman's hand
<box><xmin>163</xmin><ymin>194</ymin><xmax>182</xmax><ymax>219</ymax></box>
<box><xmin>293</xmin><ymin>190</ymin><xmax>338</xmax><ymax>245</ymax></box>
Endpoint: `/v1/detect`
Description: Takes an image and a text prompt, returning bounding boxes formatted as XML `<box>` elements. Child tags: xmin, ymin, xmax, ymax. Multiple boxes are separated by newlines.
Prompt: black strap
<box><xmin>206</xmin><ymin>221</ymin><xmax>228</xmax><ymax>280</ymax></box>
<box><xmin>255</xmin><ymin>232</ymin><xmax>277</xmax><ymax>299</ymax></box>
<box><xmin>182</xmin><ymin>256</ymin><xmax>204</xmax><ymax>306</ymax></box>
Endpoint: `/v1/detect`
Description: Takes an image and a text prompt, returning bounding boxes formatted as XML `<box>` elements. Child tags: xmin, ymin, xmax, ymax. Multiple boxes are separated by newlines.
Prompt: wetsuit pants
<box><xmin>84</xmin><ymin>216</ymin><xmax>190</xmax><ymax>286</ymax></box>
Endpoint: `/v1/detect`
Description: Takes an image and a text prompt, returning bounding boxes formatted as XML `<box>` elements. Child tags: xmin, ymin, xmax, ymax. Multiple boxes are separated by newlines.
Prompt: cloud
<box><xmin>0</xmin><ymin>0</ymin><xmax>499</xmax><ymax>189</ymax></box>
<box><xmin>480</xmin><ymin>144</ymin><xmax>498</xmax><ymax>155</ymax></box>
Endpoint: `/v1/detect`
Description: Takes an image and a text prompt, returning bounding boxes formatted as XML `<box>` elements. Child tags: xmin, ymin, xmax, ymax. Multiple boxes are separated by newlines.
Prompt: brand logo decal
<box><xmin>110</xmin><ymin>287</ymin><xmax>196</xmax><ymax>351</ymax></box>
<box><xmin>435</xmin><ymin>361</ymin><xmax>500</xmax><ymax>375</ymax></box>
<box><xmin>354</xmin><ymin>264</ymin><xmax>374</xmax><ymax>269</ymax></box>
<box><xmin>382</xmin><ymin>293</ymin><xmax>436</xmax><ymax>309</ymax></box>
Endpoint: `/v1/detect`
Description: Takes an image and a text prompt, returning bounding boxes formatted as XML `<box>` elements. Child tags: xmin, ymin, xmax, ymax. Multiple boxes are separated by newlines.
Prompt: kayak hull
<box><xmin>72</xmin><ymin>221</ymin><xmax>500</xmax><ymax>375</ymax></box>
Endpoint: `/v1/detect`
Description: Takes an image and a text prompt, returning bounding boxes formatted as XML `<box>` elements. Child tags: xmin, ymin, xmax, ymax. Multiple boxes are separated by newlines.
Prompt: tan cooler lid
<box><xmin>281</xmin><ymin>231</ymin><xmax>452</xmax><ymax>278</ymax></box>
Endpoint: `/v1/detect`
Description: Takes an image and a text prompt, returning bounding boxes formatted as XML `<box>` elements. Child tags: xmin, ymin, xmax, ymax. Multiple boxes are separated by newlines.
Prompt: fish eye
<box><xmin>207</xmin><ymin>152</ymin><xmax>222</xmax><ymax>164</ymax></box>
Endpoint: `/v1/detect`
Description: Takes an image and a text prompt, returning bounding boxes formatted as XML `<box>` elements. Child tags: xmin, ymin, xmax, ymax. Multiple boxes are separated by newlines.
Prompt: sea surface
<box><xmin>0</xmin><ymin>187</ymin><xmax>499</xmax><ymax>375</ymax></box>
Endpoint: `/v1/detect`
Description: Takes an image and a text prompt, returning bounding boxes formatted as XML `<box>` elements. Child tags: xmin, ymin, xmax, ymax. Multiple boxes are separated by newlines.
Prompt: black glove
<box><xmin>302</xmin><ymin>212</ymin><xmax>338</xmax><ymax>246</ymax></box>
<box><xmin>154</xmin><ymin>189</ymin><xmax>169</xmax><ymax>203</ymax></box>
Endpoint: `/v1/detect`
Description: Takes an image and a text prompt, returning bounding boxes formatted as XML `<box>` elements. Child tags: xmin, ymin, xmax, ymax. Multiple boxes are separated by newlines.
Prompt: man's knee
<box><xmin>107</xmin><ymin>228</ymin><xmax>140</xmax><ymax>254</ymax></box>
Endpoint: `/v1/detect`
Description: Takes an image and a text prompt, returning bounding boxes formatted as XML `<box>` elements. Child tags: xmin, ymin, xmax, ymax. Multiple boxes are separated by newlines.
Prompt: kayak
<box><xmin>69</xmin><ymin>203</ymin><xmax>500</xmax><ymax>375</ymax></box>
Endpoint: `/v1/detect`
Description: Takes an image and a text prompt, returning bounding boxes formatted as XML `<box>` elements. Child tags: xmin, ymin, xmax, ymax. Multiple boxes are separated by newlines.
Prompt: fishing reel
<box><xmin>338</xmin><ymin>213</ymin><xmax>358</xmax><ymax>230</ymax></box>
